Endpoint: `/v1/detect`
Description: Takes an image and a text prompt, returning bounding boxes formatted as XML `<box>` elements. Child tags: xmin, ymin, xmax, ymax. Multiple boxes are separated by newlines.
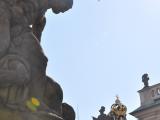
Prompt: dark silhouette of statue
<box><xmin>142</xmin><ymin>73</ymin><xmax>149</xmax><ymax>88</ymax></box>
<box><xmin>98</xmin><ymin>106</ymin><xmax>108</xmax><ymax>120</ymax></box>
<box><xmin>92</xmin><ymin>106</ymin><xmax>108</xmax><ymax>120</ymax></box>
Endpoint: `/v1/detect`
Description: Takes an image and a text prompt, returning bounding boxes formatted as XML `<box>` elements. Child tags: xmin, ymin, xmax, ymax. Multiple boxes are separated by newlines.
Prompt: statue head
<box><xmin>99</xmin><ymin>106</ymin><xmax>105</xmax><ymax>114</ymax></box>
<box><xmin>48</xmin><ymin>0</ymin><xmax>73</xmax><ymax>14</ymax></box>
<box><xmin>142</xmin><ymin>73</ymin><xmax>149</xmax><ymax>88</ymax></box>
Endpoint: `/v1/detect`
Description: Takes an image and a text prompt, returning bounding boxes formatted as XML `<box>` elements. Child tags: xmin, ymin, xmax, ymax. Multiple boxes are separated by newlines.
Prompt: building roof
<box><xmin>130</xmin><ymin>99</ymin><xmax>160</xmax><ymax>115</ymax></box>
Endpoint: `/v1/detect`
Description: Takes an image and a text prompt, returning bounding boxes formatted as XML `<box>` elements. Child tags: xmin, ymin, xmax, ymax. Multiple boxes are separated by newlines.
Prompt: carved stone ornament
<box><xmin>0</xmin><ymin>0</ymin><xmax>74</xmax><ymax>120</ymax></box>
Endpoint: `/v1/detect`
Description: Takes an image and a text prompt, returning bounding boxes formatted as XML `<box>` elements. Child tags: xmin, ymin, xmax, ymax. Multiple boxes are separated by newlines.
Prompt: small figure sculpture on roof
<box><xmin>142</xmin><ymin>73</ymin><xmax>149</xmax><ymax>88</ymax></box>
<box><xmin>98</xmin><ymin>106</ymin><xmax>108</xmax><ymax>120</ymax></box>
<box><xmin>92</xmin><ymin>106</ymin><xmax>108</xmax><ymax>120</ymax></box>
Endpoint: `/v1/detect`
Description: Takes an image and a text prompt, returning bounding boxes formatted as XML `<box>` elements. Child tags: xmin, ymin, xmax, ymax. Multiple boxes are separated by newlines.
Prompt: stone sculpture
<box><xmin>92</xmin><ymin>97</ymin><xmax>127</xmax><ymax>120</ymax></box>
<box><xmin>142</xmin><ymin>73</ymin><xmax>149</xmax><ymax>88</ymax></box>
<box><xmin>0</xmin><ymin>0</ymin><xmax>74</xmax><ymax>120</ymax></box>
<box><xmin>92</xmin><ymin>106</ymin><xmax>108</xmax><ymax>120</ymax></box>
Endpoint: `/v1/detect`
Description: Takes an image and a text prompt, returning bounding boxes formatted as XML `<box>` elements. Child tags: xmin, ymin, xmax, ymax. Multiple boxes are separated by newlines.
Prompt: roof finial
<box><xmin>111</xmin><ymin>96</ymin><xmax>127</xmax><ymax>119</ymax></box>
<box><xmin>115</xmin><ymin>95</ymin><xmax>121</xmax><ymax>104</ymax></box>
<box><xmin>116</xmin><ymin>95</ymin><xmax>119</xmax><ymax>99</ymax></box>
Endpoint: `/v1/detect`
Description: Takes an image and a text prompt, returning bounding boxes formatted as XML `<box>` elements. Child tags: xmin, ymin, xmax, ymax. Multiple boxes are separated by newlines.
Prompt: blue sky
<box><xmin>42</xmin><ymin>0</ymin><xmax>160</xmax><ymax>120</ymax></box>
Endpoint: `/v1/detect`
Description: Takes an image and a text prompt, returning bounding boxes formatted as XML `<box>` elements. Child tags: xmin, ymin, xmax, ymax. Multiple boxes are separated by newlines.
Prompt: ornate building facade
<box><xmin>130</xmin><ymin>74</ymin><xmax>160</xmax><ymax>120</ymax></box>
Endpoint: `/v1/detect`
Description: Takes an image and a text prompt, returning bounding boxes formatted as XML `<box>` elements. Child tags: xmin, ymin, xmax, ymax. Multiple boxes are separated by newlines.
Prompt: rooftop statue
<box><xmin>142</xmin><ymin>73</ymin><xmax>149</xmax><ymax>88</ymax></box>
<box><xmin>92</xmin><ymin>97</ymin><xmax>127</xmax><ymax>120</ymax></box>
<box><xmin>0</xmin><ymin>0</ymin><xmax>74</xmax><ymax>120</ymax></box>
<box><xmin>92</xmin><ymin>106</ymin><xmax>108</xmax><ymax>120</ymax></box>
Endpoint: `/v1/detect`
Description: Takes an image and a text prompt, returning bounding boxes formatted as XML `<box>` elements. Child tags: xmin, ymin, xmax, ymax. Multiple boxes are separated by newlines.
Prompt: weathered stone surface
<box><xmin>130</xmin><ymin>78</ymin><xmax>160</xmax><ymax>120</ymax></box>
<box><xmin>0</xmin><ymin>0</ymin><xmax>74</xmax><ymax>120</ymax></box>
<box><xmin>62</xmin><ymin>103</ymin><xmax>75</xmax><ymax>120</ymax></box>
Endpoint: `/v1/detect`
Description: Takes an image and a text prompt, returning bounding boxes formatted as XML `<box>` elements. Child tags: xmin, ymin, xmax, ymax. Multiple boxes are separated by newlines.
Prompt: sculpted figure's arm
<box><xmin>0</xmin><ymin>4</ymin><xmax>10</xmax><ymax>58</ymax></box>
